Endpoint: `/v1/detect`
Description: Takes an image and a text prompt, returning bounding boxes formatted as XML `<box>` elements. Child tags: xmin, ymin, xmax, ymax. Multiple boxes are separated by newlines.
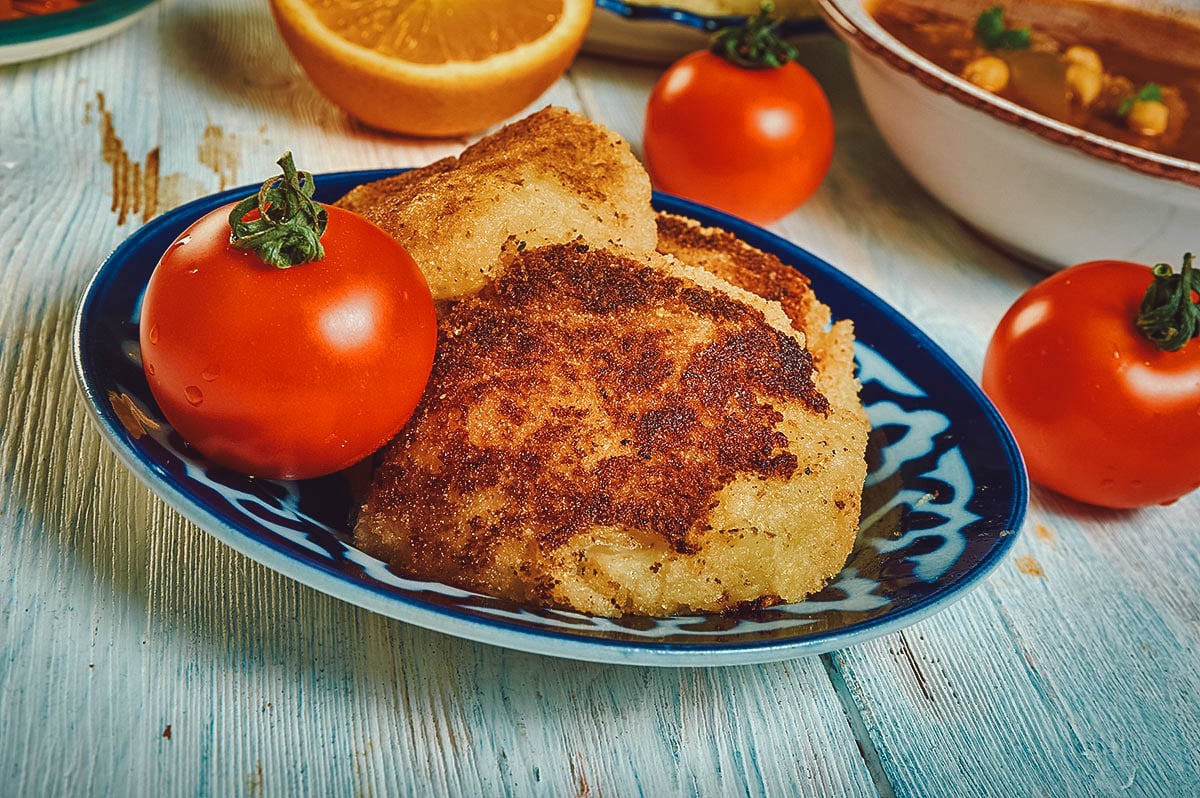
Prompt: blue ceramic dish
<box><xmin>0</xmin><ymin>0</ymin><xmax>155</xmax><ymax>64</ymax></box>
<box><xmin>595</xmin><ymin>0</ymin><xmax>826</xmax><ymax>34</ymax></box>
<box><xmin>72</xmin><ymin>170</ymin><xmax>1027</xmax><ymax>666</ymax></box>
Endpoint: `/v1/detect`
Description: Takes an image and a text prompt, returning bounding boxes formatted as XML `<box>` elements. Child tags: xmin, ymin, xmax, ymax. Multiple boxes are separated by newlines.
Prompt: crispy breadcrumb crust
<box><xmin>355</xmin><ymin>240</ymin><xmax>867</xmax><ymax>617</ymax></box>
<box><xmin>335</xmin><ymin>106</ymin><xmax>657</xmax><ymax>301</ymax></box>
<box><xmin>345</xmin><ymin>108</ymin><xmax>868</xmax><ymax>617</ymax></box>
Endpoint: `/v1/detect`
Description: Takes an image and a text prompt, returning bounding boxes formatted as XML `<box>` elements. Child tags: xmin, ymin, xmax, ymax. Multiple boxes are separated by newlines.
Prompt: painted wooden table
<box><xmin>2</xmin><ymin>2</ymin><xmax>1198</xmax><ymax>795</ymax></box>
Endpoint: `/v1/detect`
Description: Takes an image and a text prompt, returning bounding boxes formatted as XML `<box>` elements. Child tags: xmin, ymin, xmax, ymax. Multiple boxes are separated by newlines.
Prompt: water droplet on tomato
<box><xmin>184</xmin><ymin>386</ymin><xmax>203</xmax><ymax>406</ymax></box>
<box><xmin>146</xmin><ymin>363</ymin><xmax>155</xmax><ymax>376</ymax></box>
<box><xmin>148</xmin><ymin>324</ymin><xmax>159</xmax><ymax>344</ymax></box>
<box><xmin>201</xmin><ymin>365</ymin><xmax>220</xmax><ymax>382</ymax></box>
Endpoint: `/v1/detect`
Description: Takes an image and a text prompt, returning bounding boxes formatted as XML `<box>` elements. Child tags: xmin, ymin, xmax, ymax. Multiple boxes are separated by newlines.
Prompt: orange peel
<box><xmin>269</xmin><ymin>0</ymin><xmax>594</xmax><ymax>137</ymax></box>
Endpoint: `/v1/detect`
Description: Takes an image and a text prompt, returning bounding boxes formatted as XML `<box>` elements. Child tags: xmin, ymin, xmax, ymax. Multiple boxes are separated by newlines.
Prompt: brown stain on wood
<box><xmin>198</xmin><ymin>123</ymin><xmax>240</xmax><ymax>191</ymax></box>
<box><xmin>92</xmin><ymin>92</ymin><xmax>161</xmax><ymax>225</ymax></box>
<box><xmin>161</xmin><ymin>724</ymin><xmax>172</xmax><ymax>740</ymax></box>
<box><xmin>1034</xmin><ymin>523</ymin><xmax>1058</xmax><ymax>548</ymax></box>
<box><xmin>1014</xmin><ymin>555</ymin><xmax>1046</xmax><ymax>578</ymax></box>
<box><xmin>144</xmin><ymin>147</ymin><xmax>160</xmax><ymax>222</ymax></box>
<box><xmin>572</xmin><ymin>752</ymin><xmax>592</xmax><ymax>798</ymax></box>
<box><xmin>157</xmin><ymin>172</ymin><xmax>207</xmax><ymax>218</ymax></box>
<box><xmin>247</xmin><ymin>760</ymin><xmax>264</xmax><ymax>796</ymax></box>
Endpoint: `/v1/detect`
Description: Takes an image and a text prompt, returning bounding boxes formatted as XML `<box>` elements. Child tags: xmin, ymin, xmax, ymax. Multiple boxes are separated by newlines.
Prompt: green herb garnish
<box><xmin>975</xmin><ymin>6</ymin><xmax>1031</xmax><ymax>51</ymax></box>
<box><xmin>1118</xmin><ymin>83</ymin><xmax>1163</xmax><ymax>117</ymax></box>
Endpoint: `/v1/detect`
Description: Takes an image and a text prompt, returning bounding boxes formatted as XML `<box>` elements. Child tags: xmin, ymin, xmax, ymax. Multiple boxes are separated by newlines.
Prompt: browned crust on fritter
<box><xmin>336</xmin><ymin>108</ymin><xmax>622</xmax><ymax>216</ymax></box>
<box><xmin>655</xmin><ymin>212</ymin><xmax>831</xmax><ymax>339</ymax></box>
<box><xmin>332</xmin><ymin>107</ymin><xmax>657</xmax><ymax>300</ymax></box>
<box><xmin>355</xmin><ymin>241</ymin><xmax>832</xmax><ymax>601</ymax></box>
<box><xmin>334</xmin><ymin>156</ymin><xmax>458</xmax><ymax>217</ymax></box>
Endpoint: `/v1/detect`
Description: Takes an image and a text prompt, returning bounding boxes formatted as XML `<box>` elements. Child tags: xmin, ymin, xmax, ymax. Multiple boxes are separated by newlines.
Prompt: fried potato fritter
<box><xmin>336</xmin><ymin>106</ymin><xmax>657</xmax><ymax>301</ymax></box>
<box><xmin>354</xmin><ymin>240</ymin><xmax>868</xmax><ymax>617</ymax></box>
<box><xmin>654</xmin><ymin>212</ymin><xmax>865</xmax><ymax>444</ymax></box>
<box><xmin>345</xmin><ymin>107</ymin><xmax>869</xmax><ymax>617</ymax></box>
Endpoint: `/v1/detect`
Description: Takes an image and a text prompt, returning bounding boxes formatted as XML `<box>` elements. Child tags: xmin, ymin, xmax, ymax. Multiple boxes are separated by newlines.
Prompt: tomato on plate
<box><xmin>982</xmin><ymin>256</ymin><xmax>1200</xmax><ymax>508</ymax></box>
<box><xmin>139</xmin><ymin>153</ymin><xmax>437</xmax><ymax>480</ymax></box>
<box><xmin>643</xmin><ymin>6</ymin><xmax>834</xmax><ymax>225</ymax></box>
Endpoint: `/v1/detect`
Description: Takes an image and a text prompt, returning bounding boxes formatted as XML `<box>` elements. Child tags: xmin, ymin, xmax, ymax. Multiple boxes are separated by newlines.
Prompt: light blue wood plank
<box><xmin>5</xmin><ymin>2</ymin><xmax>1200</xmax><ymax>797</ymax></box>
<box><xmin>830</xmin><ymin>494</ymin><xmax>1200</xmax><ymax>796</ymax></box>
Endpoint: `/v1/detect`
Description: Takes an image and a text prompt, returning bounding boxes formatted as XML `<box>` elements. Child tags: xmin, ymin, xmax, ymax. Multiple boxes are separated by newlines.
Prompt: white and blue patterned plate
<box><xmin>0</xmin><ymin>0</ymin><xmax>155</xmax><ymax>65</ymax></box>
<box><xmin>586</xmin><ymin>0</ymin><xmax>827</xmax><ymax>63</ymax></box>
<box><xmin>73</xmin><ymin>170</ymin><xmax>1027</xmax><ymax>667</ymax></box>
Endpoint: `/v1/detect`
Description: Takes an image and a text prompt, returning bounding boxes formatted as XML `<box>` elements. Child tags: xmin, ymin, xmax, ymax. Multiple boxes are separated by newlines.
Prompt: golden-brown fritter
<box><xmin>354</xmin><ymin>239</ymin><xmax>868</xmax><ymax>617</ymax></box>
<box><xmin>655</xmin><ymin>212</ymin><xmax>830</xmax><ymax>337</ymax></box>
<box><xmin>335</xmin><ymin>106</ymin><xmax>657</xmax><ymax>301</ymax></box>
<box><xmin>654</xmin><ymin>212</ymin><xmax>864</xmax><ymax>432</ymax></box>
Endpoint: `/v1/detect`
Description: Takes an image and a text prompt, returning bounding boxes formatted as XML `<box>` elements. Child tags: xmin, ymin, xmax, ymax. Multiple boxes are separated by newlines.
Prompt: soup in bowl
<box><xmin>817</xmin><ymin>0</ymin><xmax>1200</xmax><ymax>269</ymax></box>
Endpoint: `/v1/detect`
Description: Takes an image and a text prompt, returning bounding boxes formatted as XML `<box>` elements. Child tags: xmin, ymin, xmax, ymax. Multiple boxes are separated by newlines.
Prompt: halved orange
<box><xmin>269</xmin><ymin>0</ymin><xmax>594</xmax><ymax>137</ymax></box>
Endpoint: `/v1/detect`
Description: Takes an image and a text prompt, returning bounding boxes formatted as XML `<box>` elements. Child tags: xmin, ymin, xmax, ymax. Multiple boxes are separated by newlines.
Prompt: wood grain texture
<box><xmin>2</xmin><ymin>2</ymin><xmax>1198</xmax><ymax>796</ymax></box>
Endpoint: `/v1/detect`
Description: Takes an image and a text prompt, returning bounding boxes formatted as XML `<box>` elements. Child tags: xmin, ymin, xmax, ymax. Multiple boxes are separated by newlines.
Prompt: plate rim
<box><xmin>592</xmin><ymin>0</ymin><xmax>829</xmax><ymax>35</ymax></box>
<box><xmin>72</xmin><ymin>168</ymin><xmax>1028</xmax><ymax>667</ymax></box>
<box><xmin>0</xmin><ymin>0</ymin><xmax>156</xmax><ymax>64</ymax></box>
<box><xmin>0</xmin><ymin>0</ymin><xmax>155</xmax><ymax>43</ymax></box>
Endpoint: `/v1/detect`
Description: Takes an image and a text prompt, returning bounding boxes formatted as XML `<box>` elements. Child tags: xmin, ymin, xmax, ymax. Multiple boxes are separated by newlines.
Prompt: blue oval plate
<box><xmin>73</xmin><ymin>170</ymin><xmax>1027</xmax><ymax>667</ymax></box>
<box><xmin>0</xmin><ymin>0</ymin><xmax>155</xmax><ymax>65</ymax></box>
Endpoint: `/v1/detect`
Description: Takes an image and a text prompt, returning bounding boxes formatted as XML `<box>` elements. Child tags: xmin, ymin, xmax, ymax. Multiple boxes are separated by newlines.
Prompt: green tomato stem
<box><xmin>710</xmin><ymin>2</ymin><xmax>798</xmax><ymax>70</ymax></box>
<box><xmin>1136</xmin><ymin>252</ymin><xmax>1200</xmax><ymax>352</ymax></box>
<box><xmin>228</xmin><ymin>152</ymin><xmax>328</xmax><ymax>269</ymax></box>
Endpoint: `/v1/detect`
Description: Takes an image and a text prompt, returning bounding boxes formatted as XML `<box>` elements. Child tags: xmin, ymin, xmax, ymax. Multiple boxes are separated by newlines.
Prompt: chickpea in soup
<box><xmin>870</xmin><ymin>0</ymin><xmax>1200</xmax><ymax>162</ymax></box>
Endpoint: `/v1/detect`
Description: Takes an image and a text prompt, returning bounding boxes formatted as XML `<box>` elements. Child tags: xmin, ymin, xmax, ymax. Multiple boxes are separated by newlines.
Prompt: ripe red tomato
<box><xmin>643</xmin><ymin>49</ymin><xmax>834</xmax><ymax>224</ymax></box>
<box><xmin>140</xmin><ymin>201</ymin><xmax>437</xmax><ymax>480</ymax></box>
<box><xmin>982</xmin><ymin>258</ymin><xmax>1200</xmax><ymax>508</ymax></box>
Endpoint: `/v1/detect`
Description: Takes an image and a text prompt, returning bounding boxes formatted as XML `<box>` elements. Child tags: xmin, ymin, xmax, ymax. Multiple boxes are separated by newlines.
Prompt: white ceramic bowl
<box><xmin>816</xmin><ymin>0</ymin><xmax>1200</xmax><ymax>269</ymax></box>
